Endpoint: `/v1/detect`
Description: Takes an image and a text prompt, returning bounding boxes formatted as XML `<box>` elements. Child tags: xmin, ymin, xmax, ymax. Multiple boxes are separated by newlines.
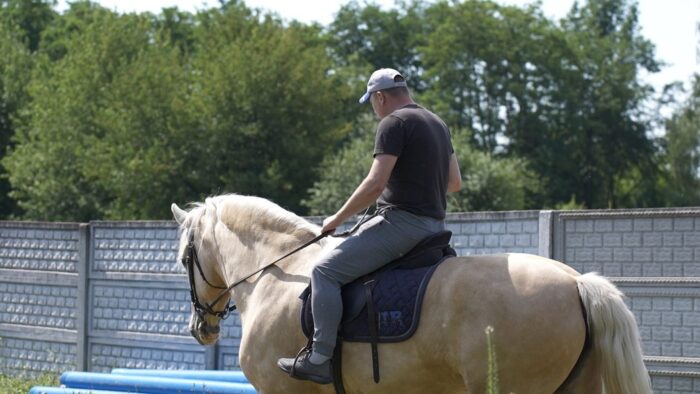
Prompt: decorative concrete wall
<box><xmin>445</xmin><ymin>210</ymin><xmax>541</xmax><ymax>256</ymax></box>
<box><xmin>1</xmin><ymin>207</ymin><xmax>699</xmax><ymax>393</ymax></box>
<box><xmin>87</xmin><ymin>221</ymin><xmax>214</xmax><ymax>372</ymax></box>
<box><xmin>0</xmin><ymin>222</ymin><xmax>83</xmax><ymax>376</ymax></box>
<box><xmin>549</xmin><ymin>209</ymin><xmax>700</xmax><ymax>394</ymax></box>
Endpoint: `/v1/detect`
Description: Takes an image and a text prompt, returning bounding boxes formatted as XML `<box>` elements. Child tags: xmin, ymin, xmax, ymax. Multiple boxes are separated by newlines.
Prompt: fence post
<box><xmin>206</xmin><ymin>345</ymin><xmax>217</xmax><ymax>370</ymax></box>
<box><xmin>538</xmin><ymin>210</ymin><xmax>553</xmax><ymax>258</ymax></box>
<box><xmin>76</xmin><ymin>223</ymin><xmax>90</xmax><ymax>371</ymax></box>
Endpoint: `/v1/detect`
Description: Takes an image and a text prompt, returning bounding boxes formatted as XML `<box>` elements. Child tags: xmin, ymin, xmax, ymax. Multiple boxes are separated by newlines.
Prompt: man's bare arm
<box><xmin>322</xmin><ymin>154</ymin><xmax>398</xmax><ymax>232</ymax></box>
<box><xmin>447</xmin><ymin>153</ymin><xmax>462</xmax><ymax>193</ymax></box>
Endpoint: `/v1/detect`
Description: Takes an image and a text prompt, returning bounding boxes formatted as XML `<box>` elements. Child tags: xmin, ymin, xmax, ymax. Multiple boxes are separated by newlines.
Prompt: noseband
<box><xmin>183</xmin><ymin>232</ymin><xmax>236</xmax><ymax>320</ymax></box>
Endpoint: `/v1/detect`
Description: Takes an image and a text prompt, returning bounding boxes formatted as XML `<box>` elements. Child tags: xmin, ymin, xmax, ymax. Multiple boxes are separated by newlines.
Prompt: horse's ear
<box><xmin>171</xmin><ymin>203</ymin><xmax>187</xmax><ymax>224</ymax></box>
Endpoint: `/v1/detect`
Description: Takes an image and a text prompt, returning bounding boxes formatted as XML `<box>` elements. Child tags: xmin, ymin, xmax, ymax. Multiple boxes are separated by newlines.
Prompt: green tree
<box><xmin>550</xmin><ymin>0</ymin><xmax>659</xmax><ymax>208</ymax></box>
<box><xmin>420</xmin><ymin>0</ymin><xmax>561</xmax><ymax>152</ymax></box>
<box><xmin>0</xmin><ymin>1</ymin><xmax>56</xmax><ymax>218</ymax></box>
<box><xmin>0</xmin><ymin>20</ymin><xmax>33</xmax><ymax>218</ymax></box>
<box><xmin>3</xmin><ymin>2</ymin><xmax>354</xmax><ymax>220</ymax></box>
<box><xmin>154</xmin><ymin>6</ymin><xmax>196</xmax><ymax>55</ymax></box>
<box><xmin>418</xmin><ymin>0</ymin><xmax>659</xmax><ymax>209</ymax></box>
<box><xmin>303</xmin><ymin>119</ymin><xmax>539</xmax><ymax>215</ymax></box>
<box><xmin>662</xmin><ymin>76</ymin><xmax>700</xmax><ymax>206</ymax></box>
<box><xmin>303</xmin><ymin>115</ymin><xmax>375</xmax><ymax>215</ymax></box>
<box><xmin>79</xmin><ymin>22</ymin><xmax>194</xmax><ymax>219</ymax></box>
<box><xmin>448</xmin><ymin>128</ymin><xmax>540</xmax><ymax>212</ymax></box>
<box><xmin>327</xmin><ymin>0</ymin><xmax>427</xmax><ymax>92</ymax></box>
<box><xmin>0</xmin><ymin>0</ymin><xmax>672</xmax><ymax>221</ymax></box>
<box><xmin>0</xmin><ymin>0</ymin><xmax>56</xmax><ymax>52</ymax></box>
<box><xmin>39</xmin><ymin>1</ymin><xmax>109</xmax><ymax>61</ymax></box>
<box><xmin>4</xmin><ymin>8</ymin><xmax>177</xmax><ymax>220</ymax></box>
<box><xmin>184</xmin><ymin>7</ymin><xmax>353</xmax><ymax>214</ymax></box>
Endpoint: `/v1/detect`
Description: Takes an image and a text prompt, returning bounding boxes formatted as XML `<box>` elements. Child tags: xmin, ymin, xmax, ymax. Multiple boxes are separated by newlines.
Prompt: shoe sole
<box><xmin>277</xmin><ymin>362</ymin><xmax>332</xmax><ymax>385</ymax></box>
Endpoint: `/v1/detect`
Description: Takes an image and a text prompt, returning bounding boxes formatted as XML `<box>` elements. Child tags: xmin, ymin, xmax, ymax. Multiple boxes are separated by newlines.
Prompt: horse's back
<box><xmin>416</xmin><ymin>253</ymin><xmax>587</xmax><ymax>393</ymax></box>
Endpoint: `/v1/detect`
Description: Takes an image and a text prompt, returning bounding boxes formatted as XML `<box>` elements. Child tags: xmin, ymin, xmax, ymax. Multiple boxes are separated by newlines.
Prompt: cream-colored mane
<box><xmin>181</xmin><ymin>194</ymin><xmax>323</xmax><ymax>245</ymax></box>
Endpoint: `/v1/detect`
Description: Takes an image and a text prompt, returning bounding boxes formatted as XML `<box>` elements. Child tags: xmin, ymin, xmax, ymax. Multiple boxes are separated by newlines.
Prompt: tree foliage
<box><xmin>2</xmin><ymin>1</ymin><xmax>351</xmax><ymax>220</ymax></box>
<box><xmin>183</xmin><ymin>9</ymin><xmax>352</xmax><ymax>214</ymax></box>
<box><xmin>0</xmin><ymin>2</ymin><xmax>42</xmax><ymax>218</ymax></box>
<box><xmin>551</xmin><ymin>0</ymin><xmax>659</xmax><ymax>208</ymax></box>
<box><xmin>5</xmin><ymin>7</ymin><xmax>177</xmax><ymax>220</ymax></box>
<box><xmin>447</xmin><ymin>128</ymin><xmax>541</xmax><ymax>212</ymax></box>
<box><xmin>303</xmin><ymin>119</ymin><xmax>540</xmax><ymax>215</ymax></box>
<box><xmin>324</xmin><ymin>0</ymin><xmax>663</xmax><ymax>210</ymax></box>
<box><xmin>0</xmin><ymin>0</ymin><xmax>56</xmax><ymax>52</ymax></box>
<box><xmin>662</xmin><ymin>76</ymin><xmax>700</xmax><ymax>206</ymax></box>
<box><xmin>303</xmin><ymin>115</ymin><xmax>376</xmax><ymax>216</ymax></box>
<box><xmin>0</xmin><ymin>0</ymin><xmax>694</xmax><ymax>221</ymax></box>
<box><xmin>328</xmin><ymin>1</ymin><xmax>427</xmax><ymax>90</ymax></box>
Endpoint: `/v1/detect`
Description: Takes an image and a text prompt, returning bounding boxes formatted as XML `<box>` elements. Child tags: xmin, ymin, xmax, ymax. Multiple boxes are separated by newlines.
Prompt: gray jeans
<box><xmin>310</xmin><ymin>208</ymin><xmax>445</xmax><ymax>357</ymax></box>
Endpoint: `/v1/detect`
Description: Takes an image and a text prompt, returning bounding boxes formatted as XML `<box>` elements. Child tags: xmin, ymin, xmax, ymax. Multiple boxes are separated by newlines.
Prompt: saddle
<box><xmin>298</xmin><ymin>230</ymin><xmax>456</xmax><ymax>392</ymax></box>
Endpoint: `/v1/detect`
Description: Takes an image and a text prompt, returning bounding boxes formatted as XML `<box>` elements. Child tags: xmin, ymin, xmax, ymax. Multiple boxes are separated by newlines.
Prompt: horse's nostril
<box><xmin>206</xmin><ymin>324</ymin><xmax>221</xmax><ymax>335</ymax></box>
<box><xmin>199</xmin><ymin>321</ymin><xmax>220</xmax><ymax>336</ymax></box>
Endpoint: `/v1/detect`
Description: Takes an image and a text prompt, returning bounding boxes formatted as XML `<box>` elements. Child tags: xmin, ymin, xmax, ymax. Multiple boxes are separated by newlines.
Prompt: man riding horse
<box><xmin>277</xmin><ymin>68</ymin><xmax>463</xmax><ymax>384</ymax></box>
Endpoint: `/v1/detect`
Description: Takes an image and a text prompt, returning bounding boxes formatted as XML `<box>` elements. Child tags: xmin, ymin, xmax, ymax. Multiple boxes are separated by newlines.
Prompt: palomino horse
<box><xmin>171</xmin><ymin>194</ymin><xmax>652</xmax><ymax>394</ymax></box>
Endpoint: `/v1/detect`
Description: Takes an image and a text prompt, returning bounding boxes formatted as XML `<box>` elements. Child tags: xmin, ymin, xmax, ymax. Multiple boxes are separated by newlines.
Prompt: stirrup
<box><xmin>289</xmin><ymin>339</ymin><xmax>313</xmax><ymax>377</ymax></box>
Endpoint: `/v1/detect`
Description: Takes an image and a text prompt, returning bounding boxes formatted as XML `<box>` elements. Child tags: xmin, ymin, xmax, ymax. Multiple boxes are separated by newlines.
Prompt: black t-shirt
<box><xmin>373</xmin><ymin>104</ymin><xmax>454</xmax><ymax>219</ymax></box>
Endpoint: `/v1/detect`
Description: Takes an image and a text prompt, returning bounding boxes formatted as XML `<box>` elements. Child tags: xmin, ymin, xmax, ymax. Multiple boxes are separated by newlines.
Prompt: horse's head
<box><xmin>172</xmin><ymin>202</ymin><xmax>232</xmax><ymax>346</ymax></box>
<box><xmin>172</xmin><ymin>194</ymin><xmax>326</xmax><ymax>346</ymax></box>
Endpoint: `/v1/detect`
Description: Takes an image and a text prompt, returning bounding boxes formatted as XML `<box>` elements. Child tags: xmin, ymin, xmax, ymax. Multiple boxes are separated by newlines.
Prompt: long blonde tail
<box><xmin>576</xmin><ymin>273</ymin><xmax>652</xmax><ymax>394</ymax></box>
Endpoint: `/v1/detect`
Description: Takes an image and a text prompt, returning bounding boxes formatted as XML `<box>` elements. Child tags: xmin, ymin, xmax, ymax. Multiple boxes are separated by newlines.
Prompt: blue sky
<box><xmin>56</xmin><ymin>0</ymin><xmax>699</xmax><ymax>97</ymax></box>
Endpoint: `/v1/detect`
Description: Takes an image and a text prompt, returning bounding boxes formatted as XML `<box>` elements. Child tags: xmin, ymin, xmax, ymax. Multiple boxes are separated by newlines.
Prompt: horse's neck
<box><xmin>214</xmin><ymin>210</ymin><xmax>333</xmax><ymax>318</ymax></box>
<box><xmin>227</xmin><ymin>242</ymin><xmax>326</xmax><ymax>334</ymax></box>
<box><xmin>224</xmin><ymin>226</ymin><xmax>318</xmax><ymax>271</ymax></box>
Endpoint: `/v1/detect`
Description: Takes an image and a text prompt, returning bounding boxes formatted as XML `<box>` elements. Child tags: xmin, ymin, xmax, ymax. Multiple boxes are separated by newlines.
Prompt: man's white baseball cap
<box><xmin>358</xmin><ymin>68</ymin><xmax>407</xmax><ymax>104</ymax></box>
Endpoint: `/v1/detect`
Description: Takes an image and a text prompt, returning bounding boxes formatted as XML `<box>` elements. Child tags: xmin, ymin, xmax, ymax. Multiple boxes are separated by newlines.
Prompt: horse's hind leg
<box><xmin>554</xmin><ymin>340</ymin><xmax>602</xmax><ymax>394</ymax></box>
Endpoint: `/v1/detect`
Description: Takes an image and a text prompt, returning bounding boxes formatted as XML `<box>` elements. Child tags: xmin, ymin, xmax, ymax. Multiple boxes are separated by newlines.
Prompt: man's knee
<box><xmin>311</xmin><ymin>263</ymin><xmax>343</xmax><ymax>288</ymax></box>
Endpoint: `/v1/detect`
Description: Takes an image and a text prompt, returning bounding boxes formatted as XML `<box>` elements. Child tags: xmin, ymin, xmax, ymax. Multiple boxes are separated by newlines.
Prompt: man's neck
<box><xmin>386</xmin><ymin>98</ymin><xmax>416</xmax><ymax>114</ymax></box>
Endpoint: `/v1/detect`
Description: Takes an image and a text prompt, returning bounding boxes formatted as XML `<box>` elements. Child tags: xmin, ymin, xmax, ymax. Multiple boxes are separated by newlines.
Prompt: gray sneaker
<box><xmin>277</xmin><ymin>350</ymin><xmax>332</xmax><ymax>385</ymax></box>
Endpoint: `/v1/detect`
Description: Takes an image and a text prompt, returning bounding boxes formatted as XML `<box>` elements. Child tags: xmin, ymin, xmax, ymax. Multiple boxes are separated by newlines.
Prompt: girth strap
<box><xmin>329</xmin><ymin>280</ymin><xmax>379</xmax><ymax>394</ymax></box>
<box><xmin>332</xmin><ymin>338</ymin><xmax>346</xmax><ymax>394</ymax></box>
<box><xmin>365</xmin><ymin>279</ymin><xmax>380</xmax><ymax>383</ymax></box>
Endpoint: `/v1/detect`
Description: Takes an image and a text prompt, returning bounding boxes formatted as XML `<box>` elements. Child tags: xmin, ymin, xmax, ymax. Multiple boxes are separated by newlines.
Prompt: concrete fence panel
<box><xmin>1</xmin><ymin>208</ymin><xmax>699</xmax><ymax>393</ymax></box>
<box><xmin>0</xmin><ymin>222</ymin><xmax>82</xmax><ymax>376</ymax></box>
<box><xmin>445</xmin><ymin>210</ymin><xmax>541</xmax><ymax>256</ymax></box>
<box><xmin>86</xmin><ymin>221</ymin><xmax>213</xmax><ymax>371</ymax></box>
<box><xmin>550</xmin><ymin>209</ymin><xmax>700</xmax><ymax>394</ymax></box>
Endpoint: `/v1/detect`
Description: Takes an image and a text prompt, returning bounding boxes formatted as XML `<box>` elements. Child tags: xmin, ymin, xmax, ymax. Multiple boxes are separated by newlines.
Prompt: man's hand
<box><xmin>322</xmin><ymin>214</ymin><xmax>344</xmax><ymax>235</ymax></box>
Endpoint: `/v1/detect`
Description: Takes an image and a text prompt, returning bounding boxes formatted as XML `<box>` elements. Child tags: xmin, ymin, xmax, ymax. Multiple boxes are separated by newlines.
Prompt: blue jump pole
<box><xmin>29</xmin><ymin>387</ymin><xmax>131</xmax><ymax>394</ymax></box>
<box><xmin>60</xmin><ymin>372</ymin><xmax>257</xmax><ymax>394</ymax></box>
<box><xmin>110</xmin><ymin>368</ymin><xmax>250</xmax><ymax>384</ymax></box>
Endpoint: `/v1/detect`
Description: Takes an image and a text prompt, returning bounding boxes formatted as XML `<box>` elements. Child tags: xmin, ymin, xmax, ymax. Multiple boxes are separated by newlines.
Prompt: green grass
<box><xmin>0</xmin><ymin>373</ymin><xmax>58</xmax><ymax>393</ymax></box>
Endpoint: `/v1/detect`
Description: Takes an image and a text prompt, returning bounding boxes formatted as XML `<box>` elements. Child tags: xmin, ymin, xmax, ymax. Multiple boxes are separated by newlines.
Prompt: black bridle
<box><xmin>183</xmin><ymin>232</ymin><xmax>237</xmax><ymax>320</ymax></box>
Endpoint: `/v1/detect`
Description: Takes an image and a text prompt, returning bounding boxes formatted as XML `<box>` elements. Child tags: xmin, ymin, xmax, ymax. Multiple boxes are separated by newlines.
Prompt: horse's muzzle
<box><xmin>190</xmin><ymin>313</ymin><xmax>221</xmax><ymax>345</ymax></box>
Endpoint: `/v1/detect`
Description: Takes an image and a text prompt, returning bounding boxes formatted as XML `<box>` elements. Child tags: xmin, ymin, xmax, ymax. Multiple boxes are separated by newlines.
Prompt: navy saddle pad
<box><xmin>300</xmin><ymin>230</ymin><xmax>456</xmax><ymax>342</ymax></box>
